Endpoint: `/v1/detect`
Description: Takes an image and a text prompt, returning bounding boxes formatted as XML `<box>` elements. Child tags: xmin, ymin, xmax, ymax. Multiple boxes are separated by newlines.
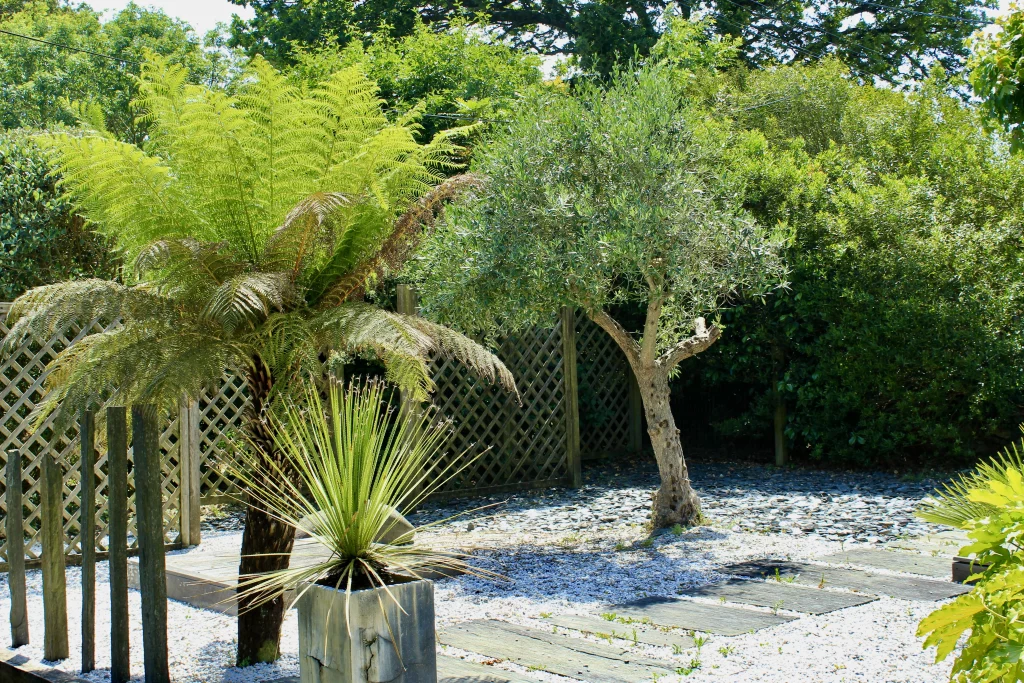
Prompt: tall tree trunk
<box><xmin>638</xmin><ymin>369</ymin><xmax>701</xmax><ymax>527</ymax></box>
<box><xmin>236</xmin><ymin>357</ymin><xmax>296</xmax><ymax>667</ymax></box>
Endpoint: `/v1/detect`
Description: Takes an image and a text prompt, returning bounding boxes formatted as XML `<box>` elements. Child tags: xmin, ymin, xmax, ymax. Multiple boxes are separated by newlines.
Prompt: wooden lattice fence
<box><xmin>0</xmin><ymin>303</ymin><xmax>187</xmax><ymax>570</ymax></box>
<box><xmin>0</xmin><ymin>297</ymin><xmax>640</xmax><ymax>567</ymax></box>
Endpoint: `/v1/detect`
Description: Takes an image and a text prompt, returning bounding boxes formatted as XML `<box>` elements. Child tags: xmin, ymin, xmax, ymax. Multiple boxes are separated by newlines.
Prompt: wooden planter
<box><xmin>952</xmin><ymin>557</ymin><xmax>989</xmax><ymax>584</ymax></box>
<box><xmin>297</xmin><ymin>578</ymin><xmax>436</xmax><ymax>683</ymax></box>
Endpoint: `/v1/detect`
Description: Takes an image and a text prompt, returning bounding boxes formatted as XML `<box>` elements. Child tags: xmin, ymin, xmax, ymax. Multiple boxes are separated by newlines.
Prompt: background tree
<box><xmin>969</xmin><ymin>4</ymin><xmax>1024</xmax><ymax>149</ymax></box>
<box><xmin>286</xmin><ymin>20</ymin><xmax>543</xmax><ymax>142</ymax></box>
<box><xmin>414</xmin><ymin>64</ymin><xmax>784</xmax><ymax>527</ymax></box>
<box><xmin>0</xmin><ymin>2</ymin><xmax>239</xmax><ymax>142</ymax></box>
<box><xmin>228</xmin><ymin>0</ymin><xmax>991</xmax><ymax>78</ymax></box>
<box><xmin>681</xmin><ymin>61</ymin><xmax>1024</xmax><ymax>469</ymax></box>
<box><xmin>3</xmin><ymin>57</ymin><xmax>513</xmax><ymax>665</ymax></box>
<box><xmin>0</xmin><ymin>130</ymin><xmax>116</xmax><ymax>300</ymax></box>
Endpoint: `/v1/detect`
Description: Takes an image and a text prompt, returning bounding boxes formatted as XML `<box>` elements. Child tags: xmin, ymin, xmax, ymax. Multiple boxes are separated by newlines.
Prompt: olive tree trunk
<box><xmin>236</xmin><ymin>357</ymin><xmax>296</xmax><ymax>667</ymax></box>
<box><xmin>591</xmin><ymin>310</ymin><xmax>720</xmax><ymax>529</ymax></box>
<box><xmin>637</xmin><ymin>369</ymin><xmax>702</xmax><ymax>527</ymax></box>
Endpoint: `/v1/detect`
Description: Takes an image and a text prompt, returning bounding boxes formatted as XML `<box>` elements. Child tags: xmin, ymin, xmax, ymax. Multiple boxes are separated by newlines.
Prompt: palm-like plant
<box><xmin>231</xmin><ymin>379</ymin><xmax>493</xmax><ymax>607</ymax></box>
<box><xmin>2</xmin><ymin>56</ymin><xmax>513</xmax><ymax>665</ymax></box>
<box><xmin>917</xmin><ymin>432</ymin><xmax>1024</xmax><ymax>529</ymax></box>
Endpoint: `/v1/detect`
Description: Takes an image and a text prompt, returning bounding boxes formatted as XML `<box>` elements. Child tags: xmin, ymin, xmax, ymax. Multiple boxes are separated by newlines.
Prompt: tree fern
<box><xmin>2</xmin><ymin>54</ymin><xmax>513</xmax><ymax>665</ymax></box>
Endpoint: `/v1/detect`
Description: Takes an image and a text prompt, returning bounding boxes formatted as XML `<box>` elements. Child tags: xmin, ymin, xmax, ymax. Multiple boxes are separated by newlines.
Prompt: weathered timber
<box><xmin>0</xmin><ymin>647</ymin><xmax>91</xmax><ymax>683</ymax></box>
<box><xmin>132</xmin><ymin>405</ymin><xmax>170</xmax><ymax>683</ymax></box>
<box><xmin>724</xmin><ymin>560</ymin><xmax>971</xmax><ymax>601</ymax></box>
<box><xmin>79</xmin><ymin>410</ymin><xmax>96</xmax><ymax>672</ymax></box>
<box><xmin>561</xmin><ymin>307</ymin><xmax>582</xmax><ymax>487</ymax></box>
<box><xmin>682</xmin><ymin>579</ymin><xmax>876</xmax><ymax>615</ymax></box>
<box><xmin>5</xmin><ymin>448</ymin><xmax>29</xmax><ymax>647</ymax></box>
<box><xmin>819</xmin><ymin>549</ymin><xmax>953</xmax><ymax>579</ymax></box>
<box><xmin>438</xmin><ymin>655</ymin><xmax>537</xmax><ymax>683</ymax></box>
<box><xmin>439</xmin><ymin>619</ymin><xmax>673</xmax><ymax>683</ymax></box>
<box><xmin>615</xmin><ymin>596</ymin><xmax>794</xmax><ymax>635</ymax></box>
<box><xmin>545</xmin><ymin>613</ymin><xmax>695</xmax><ymax>650</ymax></box>
<box><xmin>106</xmin><ymin>407</ymin><xmax>130</xmax><ymax>683</ymax></box>
<box><xmin>40</xmin><ymin>452</ymin><xmax>69</xmax><ymax>661</ymax></box>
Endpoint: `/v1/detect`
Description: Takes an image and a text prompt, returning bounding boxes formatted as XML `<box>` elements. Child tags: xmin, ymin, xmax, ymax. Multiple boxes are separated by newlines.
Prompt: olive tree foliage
<box><xmin>969</xmin><ymin>5</ymin><xmax>1024</xmax><ymax>150</ymax></box>
<box><xmin>414</xmin><ymin>64</ymin><xmax>785</xmax><ymax>526</ymax></box>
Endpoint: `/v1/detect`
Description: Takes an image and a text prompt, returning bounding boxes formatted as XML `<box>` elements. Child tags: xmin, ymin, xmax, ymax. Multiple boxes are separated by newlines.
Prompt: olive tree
<box><xmin>415</xmin><ymin>65</ymin><xmax>785</xmax><ymax>526</ymax></box>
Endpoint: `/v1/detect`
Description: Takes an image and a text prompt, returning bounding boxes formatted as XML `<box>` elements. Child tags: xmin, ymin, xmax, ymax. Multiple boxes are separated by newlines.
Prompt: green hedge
<box><xmin>0</xmin><ymin>131</ymin><xmax>116</xmax><ymax>301</ymax></box>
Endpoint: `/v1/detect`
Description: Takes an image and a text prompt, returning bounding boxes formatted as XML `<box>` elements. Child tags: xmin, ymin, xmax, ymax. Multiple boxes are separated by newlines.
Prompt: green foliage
<box><xmin>229</xmin><ymin>0</ymin><xmax>990</xmax><ymax>79</ymax></box>
<box><xmin>919</xmin><ymin>432</ymin><xmax>1024</xmax><ymax>528</ymax></box>
<box><xmin>917</xmin><ymin>463</ymin><xmax>1024</xmax><ymax>682</ymax></box>
<box><xmin>970</xmin><ymin>5</ymin><xmax>1024</xmax><ymax>151</ymax></box>
<box><xmin>2</xmin><ymin>56</ymin><xmax>514</xmax><ymax>431</ymax></box>
<box><xmin>288</xmin><ymin>20</ymin><xmax>542</xmax><ymax>141</ymax></box>
<box><xmin>688</xmin><ymin>61</ymin><xmax>1024</xmax><ymax>468</ymax></box>
<box><xmin>0</xmin><ymin>130</ymin><xmax>115</xmax><ymax>300</ymax></box>
<box><xmin>0</xmin><ymin>1</ymin><xmax>241</xmax><ymax>142</ymax></box>
<box><xmin>230</xmin><ymin>379</ymin><xmax>491</xmax><ymax>604</ymax></box>
<box><xmin>414</xmin><ymin>63</ymin><xmax>784</xmax><ymax>348</ymax></box>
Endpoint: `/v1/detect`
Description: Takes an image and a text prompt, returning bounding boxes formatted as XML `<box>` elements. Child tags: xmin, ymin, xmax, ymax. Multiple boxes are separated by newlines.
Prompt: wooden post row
<box><xmin>107</xmin><ymin>406</ymin><xmax>130</xmax><ymax>683</ymax></box>
<box><xmin>133</xmin><ymin>405</ymin><xmax>170</xmax><ymax>683</ymax></box>
<box><xmin>5</xmin><ymin>448</ymin><xmax>29</xmax><ymax>647</ymax></box>
<box><xmin>80</xmin><ymin>409</ymin><xmax>96</xmax><ymax>673</ymax></box>
<box><xmin>40</xmin><ymin>449</ymin><xmax>69</xmax><ymax>661</ymax></box>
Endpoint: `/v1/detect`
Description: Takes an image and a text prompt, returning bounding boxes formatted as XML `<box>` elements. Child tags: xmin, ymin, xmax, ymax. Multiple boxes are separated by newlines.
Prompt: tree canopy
<box><xmin>227</xmin><ymin>0</ymin><xmax>992</xmax><ymax>78</ymax></box>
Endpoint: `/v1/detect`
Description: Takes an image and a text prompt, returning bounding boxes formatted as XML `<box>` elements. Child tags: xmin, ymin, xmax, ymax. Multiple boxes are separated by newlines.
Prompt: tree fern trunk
<box><xmin>236</xmin><ymin>356</ymin><xmax>296</xmax><ymax>666</ymax></box>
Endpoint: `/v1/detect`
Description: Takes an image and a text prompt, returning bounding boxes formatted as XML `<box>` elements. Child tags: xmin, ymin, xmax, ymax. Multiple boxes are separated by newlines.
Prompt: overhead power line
<box><xmin>0</xmin><ymin>27</ymin><xmax>141</xmax><ymax>66</ymax></box>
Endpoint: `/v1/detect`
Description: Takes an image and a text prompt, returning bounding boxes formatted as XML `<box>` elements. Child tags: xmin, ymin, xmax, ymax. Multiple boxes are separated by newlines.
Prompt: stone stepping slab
<box><xmin>439</xmin><ymin>655</ymin><xmax>537</xmax><ymax>682</ymax></box>
<box><xmin>439</xmin><ymin>619</ymin><xmax>675</xmax><ymax>683</ymax></box>
<box><xmin>819</xmin><ymin>548</ymin><xmax>952</xmax><ymax>578</ymax></box>
<box><xmin>612</xmin><ymin>596</ymin><xmax>795</xmax><ymax>635</ymax></box>
<box><xmin>682</xmin><ymin>578</ymin><xmax>875</xmax><ymax>614</ymax></box>
<box><xmin>724</xmin><ymin>560</ymin><xmax>970</xmax><ymax>601</ymax></box>
<box><xmin>543</xmin><ymin>613</ymin><xmax>696</xmax><ymax>650</ymax></box>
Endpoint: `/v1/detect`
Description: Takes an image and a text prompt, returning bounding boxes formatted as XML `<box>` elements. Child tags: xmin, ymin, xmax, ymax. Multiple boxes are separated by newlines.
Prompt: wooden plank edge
<box><xmin>0</xmin><ymin>648</ymin><xmax>90</xmax><ymax>683</ymax></box>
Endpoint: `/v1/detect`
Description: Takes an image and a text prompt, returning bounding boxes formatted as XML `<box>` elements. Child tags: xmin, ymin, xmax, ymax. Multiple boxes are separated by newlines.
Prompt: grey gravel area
<box><xmin>412</xmin><ymin>459</ymin><xmax>949</xmax><ymax>544</ymax></box>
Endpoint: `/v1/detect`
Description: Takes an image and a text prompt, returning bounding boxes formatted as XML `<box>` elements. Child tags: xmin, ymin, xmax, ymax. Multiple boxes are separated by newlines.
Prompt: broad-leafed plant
<box><xmin>1</xmin><ymin>55</ymin><xmax>513</xmax><ymax>665</ymax></box>
<box><xmin>917</xmin><ymin>463</ymin><xmax>1024</xmax><ymax>683</ymax></box>
<box><xmin>230</xmin><ymin>380</ymin><xmax>493</xmax><ymax>608</ymax></box>
<box><xmin>918</xmin><ymin>432</ymin><xmax>1024</xmax><ymax>528</ymax></box>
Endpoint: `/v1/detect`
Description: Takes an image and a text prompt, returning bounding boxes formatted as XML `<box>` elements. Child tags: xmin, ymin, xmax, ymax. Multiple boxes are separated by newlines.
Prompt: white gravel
<box><xmin>0</xmin><ymin>464</ymin><xmax>961</xmax><ymax>683</ymax></box>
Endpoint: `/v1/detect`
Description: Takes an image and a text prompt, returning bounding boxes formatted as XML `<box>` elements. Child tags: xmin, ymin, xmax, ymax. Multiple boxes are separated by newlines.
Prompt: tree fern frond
<box><xmin>263</xmin><ymin>191</ymin><xmax>354</xmax><ymax>276</ymax></box>
<box><xmin>316</xmin><ymin>174</ymin><xmax>483</xmax><ymax>307</ymax></box>
<box><xmin>203</xmin><ymin>272</ymin><xmax>297</xmax><ymax>334</ymax></box>
<box><xmin>405</xmin><ymin>316</ymin><xmax>518</xmax><ymax>396</ymax></box>
<box><xmin>4</xmin><ymin>280</ymin><xmax>175</xmax><ymax>352</ymax></box>
<box><xmin>918</xmin><ymin>436</ymin><xmax>1024</xmax><ymax>527</ymax></box>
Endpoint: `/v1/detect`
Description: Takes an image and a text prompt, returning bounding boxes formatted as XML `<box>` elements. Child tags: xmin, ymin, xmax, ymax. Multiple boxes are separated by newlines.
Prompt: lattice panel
<box><xmin>575</xmin><ymin>315</ymin><xmax>634</xmax><ymax>459</ymax></box>
<box><xmin>197</xmin><ymin>370</ymin><xmax>248</xmax><ymax>503</ymax></box>
<box><xmin>0</xmin><ymin>303</ymin><xmax>182</xmax><ymax>567</ymax></box>
<box><xmin>427</xmin><ymin>323</ymin><xmax>571</xmax><ymax>497</ymax></box>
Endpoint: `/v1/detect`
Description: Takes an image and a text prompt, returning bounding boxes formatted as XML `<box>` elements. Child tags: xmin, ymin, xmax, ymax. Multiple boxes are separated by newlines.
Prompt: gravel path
<box><xmin>0</xmin><ymin>460</ymin><xmax>962</xmax><ymax>683</ymax></box>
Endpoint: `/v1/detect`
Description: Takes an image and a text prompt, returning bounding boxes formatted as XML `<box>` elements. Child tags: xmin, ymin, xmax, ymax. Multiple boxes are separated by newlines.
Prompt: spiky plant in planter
<box><xmin>231</xmin><ymin>379</ymin><xmax>493</xmax><ymax>683</ymax></box>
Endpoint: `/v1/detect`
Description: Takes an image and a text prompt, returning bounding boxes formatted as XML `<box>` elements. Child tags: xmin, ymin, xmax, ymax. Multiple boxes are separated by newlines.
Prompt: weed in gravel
<box><xmin>601</xmin><ymin>612</ymin><xmax>618</xmax><ymax>622</ymax></box>
<box><xmin>818</xmin><ymin>573</ymin><xmax>827</xmax><ymax>589</ymax></box>
<box><xmin>673</xmin><ymin>643</ymin><xmax>684</xmax><ymax>655</ymax></box>
<box><xmin>670</xmin><ymin>524</ymin><xmax>684</xmax><ymax>536</ymax></box>
<box><xmin>677</xmin><ymin>658</ymin><xmax>702</xmax><ymax>675</ymax></box>
<box><xmin>640</xmin><ymin>537</ymin><xmax>655</xmax><ymax>549</ymax></box>
<box><xmin>614</xmin><ymin>542</ymin><xmax>629</xmax><ymax>551</ymax></box>
<box><xmin>771</xmin><ymin>600</ymin><xmax>785</xmax><ymax>615</ymax></box>
<box><xmin>718</xmin><ymin>645</ymin><xmax>735</xmax><ymax>657</ymax></box>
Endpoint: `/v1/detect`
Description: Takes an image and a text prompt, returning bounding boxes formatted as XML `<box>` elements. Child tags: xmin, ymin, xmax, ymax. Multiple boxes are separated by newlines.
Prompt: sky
<box><xmin>88</xmin><ymin>0</ymin><xmax>1017</xmax><ymax>36</ymax></box>
<box><xmin>89</xmin><ymin>0</ymin><xmax>254</xmax><ymax>35</ymax></box>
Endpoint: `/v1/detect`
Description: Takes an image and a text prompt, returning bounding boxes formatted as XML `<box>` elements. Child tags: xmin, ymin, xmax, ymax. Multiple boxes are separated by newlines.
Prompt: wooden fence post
<box><xmin>560</xmin><ymin>307</ymin><xmax>582</xmax><ymax>487</ymax></box>
<box><xmin>107</xmin><ymin>406</ymin><xmax>130</xmax><ymax>683</ymax></box>
<box><xmin>133</xmin><ymin>404</ymin><xmax>170</xmax><ymax>683</ymax></box>
<box><xmin>5</xmin><ymin>448</ymin><xmax>29</xmax><ymax>647</ymax></box>
<box><xmin>628</xmin><ymin>373</ymin><xmax>644</xmax><ymax>455</ymax></box>
<box><xmin>178</xmin><ymin>399</ymin><xmax>201</xmax><ymax>547</ymax></box>
<box><xmin>40</xmin><ymin>451</ymin><xmax>69</xmax><ymax>661</ymax></box>
<box><xmin>80</xmin><ymin>409</ymin><xmax>96</xmax><ymax>672</ymax></box>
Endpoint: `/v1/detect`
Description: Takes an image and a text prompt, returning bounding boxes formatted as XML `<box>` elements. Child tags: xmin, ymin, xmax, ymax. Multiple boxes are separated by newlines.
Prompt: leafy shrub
<box><xmin>0</xmin><ymin>131</ymin><xmax>115</xmax><ymax>301</ymax></box>
<box><xmin>917</xmin><ymin>448</ymin><xmax>1024</xmax><ymax>682</ymax></box>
